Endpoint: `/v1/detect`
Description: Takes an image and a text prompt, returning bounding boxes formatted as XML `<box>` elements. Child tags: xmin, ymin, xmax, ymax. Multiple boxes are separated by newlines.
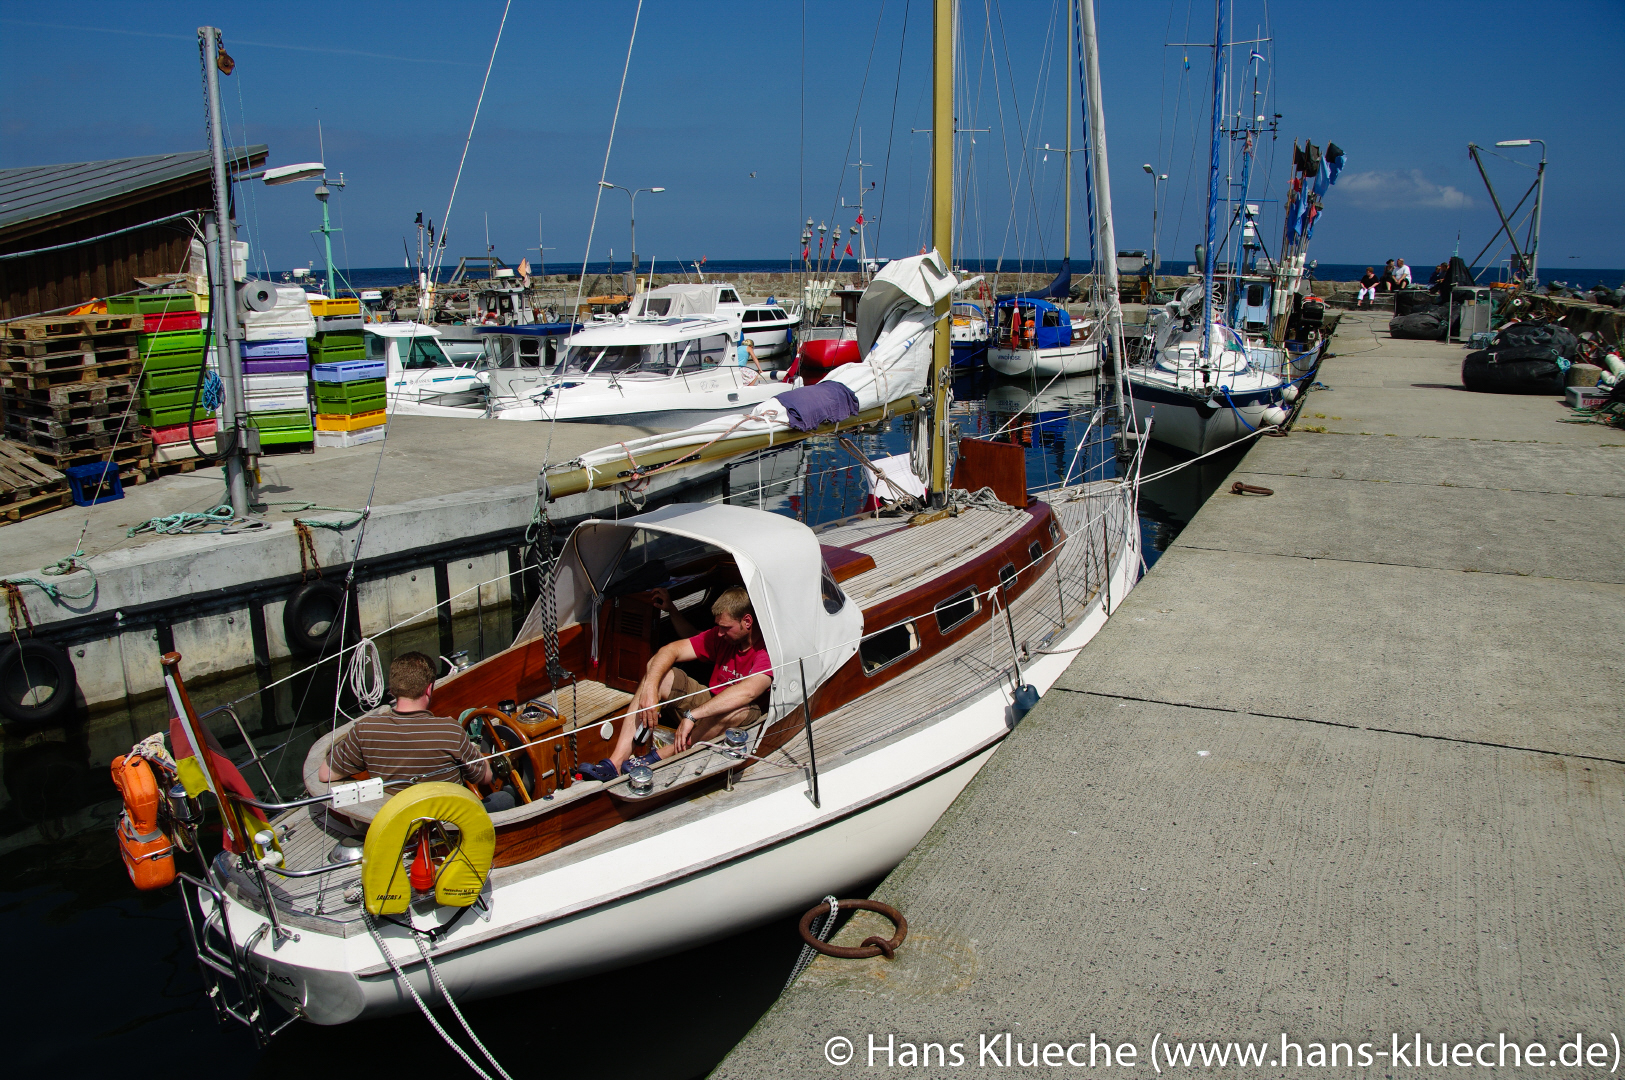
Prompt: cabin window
<box><xmin>641</xmin><ymin>297</ymin><xmax>672</xmax><ymax>316</ymax></box>
<box><xmin>934</xmin><ymin>588</ymin><xmax>980</xmax><ymax>634</ymax></box>
<box><xmin>1049</xmin><ymin>520</ymin><xmax>1060</xmax><ymax>542</ymax></box>
<box><xmin>367</xmin><ymin>333</ymin><xmax>388</xmax><ymax>361</ymax></box>
<box><xmin>697</xmin><ymin>334</ymin><xmax>731</xmax><ymax>367</ymax></box>
<box><xmin>765</xmin><ymin>307</ymin><xmax>785</xmax><ymax>320</ymax></box>
<box><xmin>860</xmin><ymin>620</ymin><xmax>919</xmax><ymax>674</ymax></box>
<box><xmin>1028</xmin><ymin>541</ymin><xmax>1044</xmax><ymax>564</ymax></box>
<box><xmin>402</xmin><ymin>335</ymin><xmax>452</xmax><ymax>369</ymax></box>
<box><xmin>742</xmin><ymin>310</ymin><xmax>760</xmax><ymax>323</ymax></box>
<box><xmin>1247</xmin><ymin>284</ymin><xmax>1266</xmax><ymax>306</ymax></box>
<box><xmin>998</xmin><ymin>563</ymin><xmax>1017</xmax><ymax>594</ymax></box>
<box><xmin>1042</xmin><ymin>309</ymin><xmax>1061</xmax><ymax>328</ymax></box>
<box><xmin>719</xmin><ymin>289</ymin><xmax>741</xmax><ymax>305</ymax></box>
<box><xmin>519</xmin><ymin>339</ymin><xmax>541</xmax><ymax>367</ymax></box>
<box><xmin>820</xmin><ymin>562</ymin><xmax>847</xmax><ymax>614</ymax></box>
<box><xmin>545</xmin><ymin>339</ymin><xmax>559</xmax><ymax>367</ymax></box>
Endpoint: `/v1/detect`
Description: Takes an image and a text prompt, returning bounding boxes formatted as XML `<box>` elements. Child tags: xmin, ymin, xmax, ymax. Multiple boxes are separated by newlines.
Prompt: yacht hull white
<box><xmin>987</xmin><ymin>341</ymin><xmax>1101</xmax><ymax>378</ymax></box>
<box><xmin>1125</xmin><ymin>374</ymin><xmax>1275</xmax><ymax>456</ymax></box>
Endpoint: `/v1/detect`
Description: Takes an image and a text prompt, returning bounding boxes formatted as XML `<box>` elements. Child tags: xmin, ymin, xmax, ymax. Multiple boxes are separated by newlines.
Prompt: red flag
<box><xmin>855</xmin><ymin>213</ymin><xmax>865</xmax><ymax>225</ymax></box>
<box><xmin>802</xmin><ymin>247</ymin><xmax>810</xmax><ymax>261</ymax></box>
<box><xmin>844</xmin><ymin>243</ymin><xmax>854</xmax><ymax>257</ymax></box>
<box><xmin>170</xmin><ymin>715</ymin><xmax>267</xmax><ymax>853</ymax></box>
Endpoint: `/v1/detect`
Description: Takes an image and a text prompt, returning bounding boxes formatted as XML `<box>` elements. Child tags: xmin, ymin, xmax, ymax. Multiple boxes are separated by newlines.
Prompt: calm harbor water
<box><xmin>0</xmin><ymin>371</ymin><xmax>1239</xmax><ymax>1078</ymax></box>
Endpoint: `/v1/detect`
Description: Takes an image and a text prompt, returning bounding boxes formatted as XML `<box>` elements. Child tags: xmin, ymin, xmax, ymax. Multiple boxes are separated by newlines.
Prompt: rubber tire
<box><xmin>282</xmin><ymin>580</ymin><xmax>350</xmax><ymax>655</ymax></box>
<box><xmin>0</xmin><ymin>639</ymin><xmax>77</xmax><ymax>727</ymax></box>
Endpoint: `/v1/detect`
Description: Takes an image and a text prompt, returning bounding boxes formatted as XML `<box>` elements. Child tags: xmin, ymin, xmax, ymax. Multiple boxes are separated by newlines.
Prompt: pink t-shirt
<box><xmin>689</xmin><ymin>627</ymin><xmax>773</xmax><ymax>692</ymax></box>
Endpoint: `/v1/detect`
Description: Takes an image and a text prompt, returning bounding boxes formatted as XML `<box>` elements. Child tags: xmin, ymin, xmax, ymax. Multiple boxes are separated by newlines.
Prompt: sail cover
<box><xmin>564</xmin><ymin>252</ymin><xmax>956</xmax><ymax>477</ymax></box>
<box><xmin>997</xmin><ymin>257</ymin><xmax>1072</xmax><ymax>302</ymax></box>
<box><xmin>532</xmin><ymin>503</ymin><xmax>865</xmax><ymax>725</ymax></box>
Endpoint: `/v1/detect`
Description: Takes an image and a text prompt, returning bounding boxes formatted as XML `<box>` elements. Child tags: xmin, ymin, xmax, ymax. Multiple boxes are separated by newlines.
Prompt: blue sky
<box><xmin>3</xmin><ymin>0</ymin><xmax>1621</xmax><ymax>275</ymax></box>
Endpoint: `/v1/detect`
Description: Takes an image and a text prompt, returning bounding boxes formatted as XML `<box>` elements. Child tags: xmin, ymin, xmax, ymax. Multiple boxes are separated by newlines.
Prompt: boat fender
<box><xmin>0</xmin><ymin>638</ymin><xmax>77</xmax><ymax>726</ymax></box>
<box><xmin>111</xmin><ymin>754</ymin><xmax>177</xmax><ymax>890</ymax></box>
<box><xmin>1281</xmin><ymin>384</ymin><xmax>1299</xmax><ymax>403</ymax></box>
<box><xmin>1261</xmin><ymin>406</ymin><xmax>1289</xmax><ymax>427</ymax></box>
<box><xmin>361</xmin><ymin>782</ymin><xmax>495</xmax><ymax>915</ymax></box>
<box><xmin>283</xmin><ymin>580</ymin><xmax>350</xmax><ymax>655</ymax></box>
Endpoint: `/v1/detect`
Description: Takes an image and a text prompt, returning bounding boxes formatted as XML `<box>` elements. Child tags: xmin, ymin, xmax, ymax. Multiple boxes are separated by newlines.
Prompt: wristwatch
<box><xmin>679</xmin><ymin>708</ymin><xmax>696</xmax><ymax>724</ymax></box>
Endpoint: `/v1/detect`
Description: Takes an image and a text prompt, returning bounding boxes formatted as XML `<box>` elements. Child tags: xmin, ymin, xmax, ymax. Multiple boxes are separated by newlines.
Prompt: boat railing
<box><xmin>175</xmin><ymin>869</ymin><xmax>301</xmax><ymax>1045</ymax></box>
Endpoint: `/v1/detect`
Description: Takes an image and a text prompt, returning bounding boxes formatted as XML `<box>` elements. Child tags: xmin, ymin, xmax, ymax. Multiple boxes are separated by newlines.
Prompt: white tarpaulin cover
<box><xmin>633</xmin><ymin>283</ymin><xmax>722</xmax><ymax>317</ymax></box>
<box><xmin>523</xmin><ymin>503</ymin><xmax>864</xmax><ymax>724</ymax></box>
<box><xmin>565</xmin><ymin>252</ymin><xmax>955</xmax><ymax>477</ymax></box>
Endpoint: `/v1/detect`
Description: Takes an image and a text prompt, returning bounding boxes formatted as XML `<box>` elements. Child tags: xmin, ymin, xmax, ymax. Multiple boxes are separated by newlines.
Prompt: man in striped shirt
<box><xmin>318</xmin><ymin>651</ymin><xmax>516</xmax><ymax>812</ymax></box>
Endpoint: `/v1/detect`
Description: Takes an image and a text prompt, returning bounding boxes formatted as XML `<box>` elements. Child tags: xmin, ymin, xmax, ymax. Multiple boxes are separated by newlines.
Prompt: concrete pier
<box><xmin>717</xmin><ymin>313</ymin><xmax>1623</xmax><ymax>1075</ymax></box>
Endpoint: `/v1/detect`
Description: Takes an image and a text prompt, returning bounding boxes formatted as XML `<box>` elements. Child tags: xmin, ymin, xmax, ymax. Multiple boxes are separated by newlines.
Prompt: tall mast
<box><xmin>1064</xmin><ymin>0</ymin><xmax>1072</xmax><ymax>265</ymax></box>
<box><xmin>1202</xmin><ymin>0</ymin><xmax>1227</xmax><ymax>361</ymax></box>
<box><xmin>1078</xmin><ymin>0</ymin><xmax>1122</xmax><ymax>380</ymax></box>
<box><xmin>929</xmin><ymin>0</ymin><xmax>953</xmax><ymax>501</ymax></box>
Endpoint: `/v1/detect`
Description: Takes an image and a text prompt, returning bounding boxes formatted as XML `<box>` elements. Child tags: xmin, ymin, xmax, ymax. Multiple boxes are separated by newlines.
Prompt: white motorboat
<box><xmin>632</xmin><ymin>282</ymin><xmax>796</xmax><ymax>361</ymax></box>
<box><xmin>472</xmin><ymin>322</ymin><xmax>578</xmax><ymax>408</ymax></box>
<box><xmin>986</xmin><ymin>294</ymin><xmax>1104</xmax><ymax>377</ymax></box>
<box><xmin>362</xmin><ymin>323</ymin><xmax>488</xmax><ymax>417</ymax></box>
<box><xmin>490</xmin><ymin>314</ymin><xmax>781</xmax><ymax>427</ymax></box>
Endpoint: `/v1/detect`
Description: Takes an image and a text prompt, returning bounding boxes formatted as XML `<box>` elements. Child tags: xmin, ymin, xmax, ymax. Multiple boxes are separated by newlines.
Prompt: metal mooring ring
<box><xmin>797</xmin><ymin>899</ymin><xmax>908</xmax><ymax>960</ymax></box>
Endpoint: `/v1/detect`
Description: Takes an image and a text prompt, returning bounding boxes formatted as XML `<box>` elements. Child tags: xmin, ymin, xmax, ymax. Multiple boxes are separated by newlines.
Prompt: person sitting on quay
<box><xmin>1393</xmin><ymin>258</ymin><xmax>1413</xmax><ymax>289</ymax></box>
<box><xmin>577</xmin><ymin>586</ymin><xmax>774</xmax><ymax>782</ymax></box>
<box><xmin>1378</xmin><ymin>260</ymin><xmax>1398</xmax><ymax>293</ymax></box>
<box><xmin>1357</xmin><ymin>267</ymin><xmax>1379</xmax><ymax>309</ymax></box>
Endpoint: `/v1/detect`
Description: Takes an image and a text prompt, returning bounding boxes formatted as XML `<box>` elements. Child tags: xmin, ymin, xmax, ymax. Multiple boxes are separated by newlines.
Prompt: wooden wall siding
<box><xmin>0</xmin><ymin>182</ymin><xmax>218</xmax><ymax>320</ymax></box>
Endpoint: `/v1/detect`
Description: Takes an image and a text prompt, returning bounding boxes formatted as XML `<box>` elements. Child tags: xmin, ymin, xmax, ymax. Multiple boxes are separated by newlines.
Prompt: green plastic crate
<box><xmin>139</xmin><ymin>403</ymin><xmax>215</xmax><ymax>428</ymax></box>
<box><xmin>140</xmin><ymin>366</ymin><xmax>205</xmax><ymax>393</ymax></box>
<box><xmin>313</xmin><ymin>378</ymin><xmax>386</xmax><ymax>405</ymax></box>
<box><xmin>311</xmin><ymin>330</ymin><xmax>364</xmax><ymax>348</ymax></box>
<box><xmin>308</xmin><ymin>343</ymin><xmax>366</xmax><ymax>363</ymax></box>
<box><xmin>108</xmin><ymin>294</ymin><xmax>197</xmax><ymax>315</ymax></box>
<box><xmin>138</xmin><ymin>386</ymin><xmax>206</xmax><ymax>412</ymax></box>
<box><xmin>247</xmin><ymin>409</ymin><xmax>314</xmax><ymax>446</ymax></box>
<box><xmin>315</xmin><ymin>394</ymin><xmax>385</xmax><ymax>416</ymax></box>
<box><xmin>140</xmin><ymin>328</ymin><xmax>207</xmax><ymax>354</ymax></box>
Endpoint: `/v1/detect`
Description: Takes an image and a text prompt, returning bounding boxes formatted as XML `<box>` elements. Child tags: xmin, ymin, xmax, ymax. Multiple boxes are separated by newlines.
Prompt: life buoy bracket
<box><xmin>361</xmin><ymin>782</ymin><xmax>495</xmax><ymax>915</ymax></box>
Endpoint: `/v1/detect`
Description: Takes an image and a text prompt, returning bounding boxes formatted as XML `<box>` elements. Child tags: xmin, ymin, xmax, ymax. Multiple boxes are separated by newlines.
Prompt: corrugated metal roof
<box><xmin>0</xmin><ymin>146</ymin><xmax>268</xmax><ymax>233</ymax></box>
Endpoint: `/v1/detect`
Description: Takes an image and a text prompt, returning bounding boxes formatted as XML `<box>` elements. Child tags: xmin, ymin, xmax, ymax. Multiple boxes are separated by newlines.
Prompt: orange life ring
<box><xmin>111</xmin><ymin>754</ymin><xmax>176</xmax><ymax>891</ymax></box>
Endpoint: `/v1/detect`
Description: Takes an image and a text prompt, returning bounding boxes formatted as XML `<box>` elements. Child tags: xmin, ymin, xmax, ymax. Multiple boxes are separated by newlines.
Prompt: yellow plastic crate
<box><xmin>308</xmin><ymin>297</ymin><xmax>361</xmax><ymax>317</ymax></box>
<box><xmin>314</xmin><ymin>408</ymin><xmax>386</xmax><ymax>432</ymax></box>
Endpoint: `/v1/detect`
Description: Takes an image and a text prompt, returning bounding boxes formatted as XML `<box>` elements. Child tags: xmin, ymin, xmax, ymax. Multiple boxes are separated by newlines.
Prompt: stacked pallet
<box><xmin>243</xmin><ymin>338</ymin><xmax>314</xmax><ymax>448</ymax></box>
<box><xmin>0</xmin><ymin>439</ymin><xmax>70</xmax><ymax>526</ymax></box>
<box><xmin>309</xmin><ymin>298</ymin><xmax>381</xmax><ymax>447</ymax></box>
<box><xmin>1</xmin><ymin>311</ymin><xmax>151</xmax><ymax>476</ymax></box>
<box><xmin>121</xmin><ymin>294</ymin><xmax>215</xmax><ymax>468</ymax></box>
<box><xmin>313</xmin><ymin>359</ymin><xmax>387</xmax><ymax>447</ymax></box>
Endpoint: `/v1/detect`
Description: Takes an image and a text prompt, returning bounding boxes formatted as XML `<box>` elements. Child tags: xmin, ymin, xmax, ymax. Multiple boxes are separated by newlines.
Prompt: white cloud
<box><xmin>1337</xmin><ymin>170</ymin><xmax>1472</xmax><ymax>211</ymax></box>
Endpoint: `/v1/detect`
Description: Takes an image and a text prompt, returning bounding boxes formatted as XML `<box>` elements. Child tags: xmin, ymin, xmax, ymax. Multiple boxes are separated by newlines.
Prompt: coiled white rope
<box><xmin>349</xmin><ymin>637</ymin><xmax>385</xmax><ymax>709</ymax></box>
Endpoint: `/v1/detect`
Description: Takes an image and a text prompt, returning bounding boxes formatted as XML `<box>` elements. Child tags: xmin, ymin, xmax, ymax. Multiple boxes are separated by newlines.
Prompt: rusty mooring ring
<box><xmin>1229</xmin><ymin>481</ymin><xmax>1274</xmax><ymax>496</ymax></box>
<box><xmin>797</xmin><ymin>899</ymin><xmax>908</xmax><ymax>960</ymax></box>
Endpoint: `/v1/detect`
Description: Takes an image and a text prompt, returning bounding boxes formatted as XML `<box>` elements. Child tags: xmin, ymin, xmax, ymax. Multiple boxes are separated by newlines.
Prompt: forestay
<box><xmin>517</xmin><ymin>503</ymin><xmax>865</xmax><ymax>724</ymax></box>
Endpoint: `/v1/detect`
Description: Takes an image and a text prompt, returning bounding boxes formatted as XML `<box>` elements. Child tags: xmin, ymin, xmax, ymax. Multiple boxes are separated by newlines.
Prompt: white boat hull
<box><xmin>1125</xmin><ymin>377</ymin><xmax>1274</xmax><ymax>456</ymax></box>
<box><xmin>988</xmin><ymin>341</ymin><xmax>1101</xmax><ymax>377</ymax></box>
<box><xmin>222</xmin><ymin>489</ymin><xmax>1142</xmax><ymax>1025</ymax></box>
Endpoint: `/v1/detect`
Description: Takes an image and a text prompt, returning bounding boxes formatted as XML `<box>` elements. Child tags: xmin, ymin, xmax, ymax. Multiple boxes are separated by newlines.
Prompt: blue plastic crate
<box><xmin>65</xmin><ymin>461</ymin><xmax>124</xmax><ymax>506</ymax></box>
<box><xmin>242</xmin><ymin>339</ymin><xmax>311</xmax><ymax>360</ymax></box>
<box><xmin>314</xmin><ymin>359</ymin><xmax>387</xmax><ymax>383</ymax></box>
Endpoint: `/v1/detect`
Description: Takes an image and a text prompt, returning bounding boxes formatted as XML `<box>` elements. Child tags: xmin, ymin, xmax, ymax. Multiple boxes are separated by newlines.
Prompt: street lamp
<box><xmin>1494</xmin><ymin>139</ymin><xmax>1546</xmax><ymax>285</ymax></box>
<box><xmin>599</xmin><ymin>181</ymin><xmax>665</xmax><ymax>292</ymax></box>
<box><xmin>1142</xmin><ymin>164</ymin><xmax>1166</xmax><ymax>296</ymax></box>
<box><xmin>257</xmin><ymin>161</ymin><xmax>345</xmax><ymax>297</ymax></box>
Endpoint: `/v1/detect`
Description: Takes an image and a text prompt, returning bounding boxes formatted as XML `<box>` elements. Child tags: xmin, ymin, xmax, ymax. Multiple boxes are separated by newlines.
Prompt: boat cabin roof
<box><xmin>564</xmin><ymin>314</ymin><xmax>740</xmax><ymax>347</ymax></box>
<box><xmin>364</xmin><ymin>321</ymin><xmax>444</xmax><ymax>339</ymax></box>
<box><xmin>474</xmin><ymin>322</ymin><xmax>581</xmax><ymax>337</ymax></box>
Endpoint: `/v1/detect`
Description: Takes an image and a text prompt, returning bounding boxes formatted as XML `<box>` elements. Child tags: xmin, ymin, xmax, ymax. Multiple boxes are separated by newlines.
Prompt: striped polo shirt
<box><xmin>328</xmin><ymin>709</ymin><xmax>481</xmax><ymax>791</ymax></box>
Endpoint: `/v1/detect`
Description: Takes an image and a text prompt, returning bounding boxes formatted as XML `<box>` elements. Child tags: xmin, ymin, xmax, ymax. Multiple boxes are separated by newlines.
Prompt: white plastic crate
<box><xmin>315</xmin><ymin>424</ymin><xmax>387</xmax><ymax>448</ymax></box>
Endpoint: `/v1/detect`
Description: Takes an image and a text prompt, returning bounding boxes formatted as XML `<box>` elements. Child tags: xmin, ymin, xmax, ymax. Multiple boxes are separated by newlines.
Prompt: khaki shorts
<box><xmin>664</xmin><ymin>669</ymin><xmax>763</xmax><ymax>727</ymax></box>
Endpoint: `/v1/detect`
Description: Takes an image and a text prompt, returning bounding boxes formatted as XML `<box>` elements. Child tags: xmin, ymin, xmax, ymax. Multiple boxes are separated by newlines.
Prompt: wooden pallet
<box><xmin>0</xmin><ymin>440</ymin><xmax>70</xmax><ymax>526</ymax></box>
<box><xmin>4</xmin><ymin>406</ymin><xmax>134</xmax><ymax>440</ymax></box>
<box><xmin>2</xmin><ymin>313</ymin><xmax>143</xmax><ymax>341</ymax></box>
<box><xmin>3</xmin><ymin>378</ymin><xmax>135</xmax><ymax>416</ymax></box>
<box><xmin>21</xmin><ymin>438</ymin><xmax>151</xmax><ymax>472</ymax></box>
<box><xmin>3</xmin><ymin>334</ymin><xmax>139</xmax><ymax>361</ymax></box>
<box><xmin>146</xmin><ymin>455</ymin><xmax>206</xmax><ymax>479</ymax></box>
<box><xmin>0</xmin><ymin>356</ymin><xmax>140</xmax><ymax>389</ymax></box>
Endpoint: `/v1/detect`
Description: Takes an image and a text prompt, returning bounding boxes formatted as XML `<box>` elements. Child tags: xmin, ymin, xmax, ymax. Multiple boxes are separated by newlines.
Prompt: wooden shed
<box><xmin>0</xmin><ymin>145</ymin><xmax>267</xmax><ymax>321</ymax></box>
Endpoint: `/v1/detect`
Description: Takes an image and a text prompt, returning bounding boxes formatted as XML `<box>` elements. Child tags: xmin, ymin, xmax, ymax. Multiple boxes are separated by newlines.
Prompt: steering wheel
<box><xmin>460</xmin><ymin>707</ymin><xmax>534</xmax><ymax>805</ymax></box>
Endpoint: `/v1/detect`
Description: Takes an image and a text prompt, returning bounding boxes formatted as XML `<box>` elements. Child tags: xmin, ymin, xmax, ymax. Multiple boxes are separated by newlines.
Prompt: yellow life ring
<box><xmin>361</xmin><ymin>782</ymin><xmax>496</xmax><ymax>915</ymax></box>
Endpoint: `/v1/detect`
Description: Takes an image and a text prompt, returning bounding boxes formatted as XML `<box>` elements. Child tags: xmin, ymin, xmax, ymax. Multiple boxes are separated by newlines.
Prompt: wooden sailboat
<box><xmin>144</xmin><ymin>0</ymin><xmax>1145</xmax><ymax>1038</ymax></box>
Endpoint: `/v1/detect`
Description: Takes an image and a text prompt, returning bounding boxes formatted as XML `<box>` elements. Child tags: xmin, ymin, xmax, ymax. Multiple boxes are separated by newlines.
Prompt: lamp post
<box><xmin>1494</xmin><ymin>139</ymin><xmax>1545</xmax><ymax>285</ymax></box>
<box><xmin>1143</xmin><ymin>164</ymin><xmax>1166</xmax><ymax>296</ymax></box>
<box><xmin>599</xmin><ymin>181</ymin><xmax>664</xmax><ymax>294</ymax></box>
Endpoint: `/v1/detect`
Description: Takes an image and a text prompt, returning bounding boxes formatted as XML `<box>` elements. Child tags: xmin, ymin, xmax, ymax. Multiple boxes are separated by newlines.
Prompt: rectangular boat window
<box><xmin>367</xmin><ymin>333</ymin><xmax>388</xmax><ymax>361</ymax></box>
<box><xmin>697</xmin><ymin>334</ymin><xmax>730</xmax><ymax>367</ymax></box>
<box><xmin>641</xmin><ymin>297</ymin><xmax>672</xmax><ymax>316</ymax></box>
<box><xmin>402</xmin><ymin>335</ymin><xmax>452</xmax><ymax>370</ymax></box>
<box><xmin>519</xmin><ymin>339</ymin><xmax>541</xmax><ymax>367</ymax></box>
<box><xmin>998</xmin><ymin>563</ymin><xmax>1017</xmax><ymax>593</ymax></box>
<box><xmin>1028</xmin><ymin>541</ymin><xmax>1044</xmax><ymax>564</ymax></box>
<box><xmin>1247</xmin><ymin>283</ymin><xmax>1266</xmax><ymax>306</ymax></box>
<box><xmin>860</xmin><ymin>620</ymin><xmax>919</xmax><ymax>674</ymax></box>
<box><xmin>934</xmin><ymin>588</ymin><xmax>980</xmax><ymax>634</ymax></box>
<box><xmin>1042</xmin><ymin>309</ymin><xmax>1061</xmax><ymax>328</ymax></box>
<box><xmin>719</xmin><ymin>289</ymin><xmax>741</xmax><ymax>305</ymax></box>
<box><xmin>742</xmin><ymin>310</ymin><xmax>759</xmax><ymax>323</ymax></box>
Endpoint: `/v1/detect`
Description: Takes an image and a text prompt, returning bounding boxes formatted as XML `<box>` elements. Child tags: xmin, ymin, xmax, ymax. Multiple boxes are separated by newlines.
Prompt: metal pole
<box><xmin>1064</xmin><ymin>0</ymin><xmax>1072</xmax><ymax>266</ymax></box>
<box><xmin>1151</xmin><ymin>174</ymin><xmax>1161</xmax><ymax>296</ymax></box>
<box><xmin>199</xmin><ymin>26</ymin><xmax>250</xmax><ymax>517</ymax></box>
<box><xmin>319</xmin><ymin>188</ymin><xmax>335</xmax><ymax>297</ymax></box>
<box><xmin>798</xmin><ymin>660</ymin><xmax>820</xmax><ymax>808</ymax></box>
<box><xmin>929</xmin><ymin>0</ymin><xmax>953</xmax><ymax>502</ymax></box>
<box><xmin>1079</xmin><ymin>0</ymin><xmax>1124</xmax><ymax>369</ymax></box>
<box><xmin>1202</xmin><ymin>0</ymin><xmax>1226</xmax><ymax>362</ymax></box>
<box><xmin>1529</xmin><ymin>140</ymin><xmax>1546</xmax><ymax>286</ymax></box>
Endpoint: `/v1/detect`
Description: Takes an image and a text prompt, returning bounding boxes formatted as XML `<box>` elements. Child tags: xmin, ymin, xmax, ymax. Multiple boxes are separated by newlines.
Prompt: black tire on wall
<box><xmin>282</xmin><ymin>580</ymin><xmax>351</xmax><ymax>654</ymax></box>
<box><xmin>0</xmin><ymin>639</ymin><xmax>77</xmax><ymax>726</ymax></box>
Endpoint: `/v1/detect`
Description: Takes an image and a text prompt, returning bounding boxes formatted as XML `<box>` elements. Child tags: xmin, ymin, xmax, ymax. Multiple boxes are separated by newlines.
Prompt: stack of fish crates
<box><xmin>124</xmin><ymin>294</ymin><xmax>214</xmax><ymax>465</ymax></box>
<box><xmin>1</xmin><ymin>308</ymin><xmax>147</xmax><ymax>475</ymax></box>
<box><xmin>309</xmin><ymin>298</ymin><xmax>384</xmax><ymax>446</ymax></box>
<box><xmin>242</xmin><ymin>338</ymin><xmax>314</xmax><ymax>449</ymax></box>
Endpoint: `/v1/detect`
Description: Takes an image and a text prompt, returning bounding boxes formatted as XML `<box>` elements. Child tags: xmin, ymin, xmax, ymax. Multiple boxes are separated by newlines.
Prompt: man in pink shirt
<box><xmin>585</xmin><ymin>586</ymin><xmax>774</xmax><ymax>780</ymax></box>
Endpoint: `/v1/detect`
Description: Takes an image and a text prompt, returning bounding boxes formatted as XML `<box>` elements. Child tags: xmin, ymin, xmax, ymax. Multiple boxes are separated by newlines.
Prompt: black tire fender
<box><xmin>282</xmin><ymin>580</ymin><xmax>350</xmax><ymax>654</ymax></box>
<box><xmin>0</xmin><ymin>638</ymin><xmax>77</xmax><ymax>727</ymax></box>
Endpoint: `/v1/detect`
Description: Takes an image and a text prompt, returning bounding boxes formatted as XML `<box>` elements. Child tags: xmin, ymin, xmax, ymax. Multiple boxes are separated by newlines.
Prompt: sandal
<box><xmin>623</xmin><ymin>751</ymin><xmax>661</xmax><ymax>773</ymax></box>
<box><xmin>575</xmin><ymin>759</ymin><xmax>619</xmax><ymax>783</ymax></box>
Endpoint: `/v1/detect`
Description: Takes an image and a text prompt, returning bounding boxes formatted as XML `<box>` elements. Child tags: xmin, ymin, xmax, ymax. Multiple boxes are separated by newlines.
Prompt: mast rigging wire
<box><xmin>430</xmin><ymin>0</ymin><xmax>513</xmax><ymax>286</ymax></box>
